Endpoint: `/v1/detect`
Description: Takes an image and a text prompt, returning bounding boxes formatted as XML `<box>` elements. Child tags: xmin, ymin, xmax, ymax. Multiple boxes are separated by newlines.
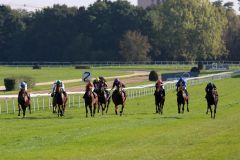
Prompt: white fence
<box><xmin>0</xmin><ymin>71</ymin><xmax>238</xmax><ymax>114</ymax></box>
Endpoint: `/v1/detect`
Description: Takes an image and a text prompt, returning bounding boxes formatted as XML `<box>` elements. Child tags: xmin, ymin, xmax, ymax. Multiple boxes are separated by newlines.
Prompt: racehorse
<box><xmin>154</xmin><ymin>87</ymin><xmax>165</xmax><ymax>114</ymax></box>
<box><xmin>18</xmin><ymin>90</ymin><xmax>31</xmax><ymax>118</ymax></box>
<box><xmin>52</xmin><ymin>85</ymin><xmax>68</xmax><ymax>117</ymax></box>
<box><xmin>83</xmin><ymin>90</ymin><xmax>98</xmax><ymax>118</ymax></box>
<box><xmin>177</xmin><ymin>85</ymin><xmax>189</xmax><ymax>114</ymax></box>
<box><xmin>112</xmin><ymin>87</ymin><xmax>126</xmax><ymax>116</ymax></box>
<box><xmin>98</xmin><ymin>87</ymin><xmax>111</xmax><ymax>114</ymax></box>
<box><xmin>206</xmin><ymin>89</ymin><xmax>218</xmax><ymax>119</ymax></box>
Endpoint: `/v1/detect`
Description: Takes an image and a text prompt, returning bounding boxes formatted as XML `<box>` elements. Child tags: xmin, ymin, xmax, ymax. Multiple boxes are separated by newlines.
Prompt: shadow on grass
<box><xmin>2</xmin><ymin>115</ymin><xmax>74</xmax><ymax>120</ymax></box>
<box><xmin>160</xmin><ymin>116</ymin><xmax>183</xmax><ymax>119</ymax></box>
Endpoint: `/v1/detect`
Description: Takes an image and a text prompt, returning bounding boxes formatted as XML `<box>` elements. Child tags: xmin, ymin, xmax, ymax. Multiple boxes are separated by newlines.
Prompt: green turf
<box><xmin>0</xmin><ymin>67</ymin><xmax>132</xmax><ymax>85</ymax></box>
<box><xmin>0</xmin><ymin>77</ymin><xmax>240</xmax><ymax>159</ymax></box>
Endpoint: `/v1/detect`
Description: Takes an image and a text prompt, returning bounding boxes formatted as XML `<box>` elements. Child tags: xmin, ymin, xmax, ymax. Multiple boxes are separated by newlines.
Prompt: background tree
<box><xmin>119</xmin><ymin>31</ymin><xmax>151</xmax><ymax>61</ymax></box>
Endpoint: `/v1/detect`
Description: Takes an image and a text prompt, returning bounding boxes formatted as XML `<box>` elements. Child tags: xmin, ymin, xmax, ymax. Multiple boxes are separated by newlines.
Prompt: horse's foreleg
<box><xmin>178</xmin><ymin>103</ymin><xmax>180</xmax><ymax>114</ymax></box>
<box><xmin>120</xmin><ymin>104</ymin><xmax>124</xmax><ymax>116</ymax></box>
<box><xmin>105</xmin><ymin>101</ymin><xmax>110</xmax><ymax>114</ymax></box>
<box><xmin>182</xmin><ymin>104</ymin><xmax>185</xmax><ymax>113</ymax></box>
<box><xmin>93</xmin><ymin>104</ymin><xmax>96</xmax><ymax>117</ymax></box>
<box><xmin>22</xmin><ymin>106</ymin><xmax>26</xmax><ymax>118</ymax></box>
<box><xmin>89</xmin><ymin>105</ymin><xmax>93</xmax><ymax>117</ymax></box>
<box><xmin>186</xmin><ymin>100</ymin><xmax>189</xmax><ymax>112</ymax></box>
<box><xmin>206</xmin><ymin>104</ymin><xmax>209</xmax><ymax>114</ymax></box>
<box><xmin>160</xmin><ymin>103</ymin><xmax>163</xmax><ymax>114</ymax></box>
<box><xmin>29</xmin><ymin>105</ymin><xmax>31</xmax><ymax>114</ymax></box>
<box><xmin>209</xmin><ymin>105</ymin><xmax>213</xmax><ymax>118</ymax></box>
<box><xmin>18</xmin><ymin>104</ymin><xmax>21</xmax><ymax>116</ymax></box>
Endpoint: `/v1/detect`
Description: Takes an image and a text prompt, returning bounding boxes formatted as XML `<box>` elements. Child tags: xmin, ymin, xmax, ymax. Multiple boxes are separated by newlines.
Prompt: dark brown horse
<box><xmin>52</xmin><ymin>85</ymin><xmax>68</xmax><ymax>117</ymax></box>
<box><xmin>98</xmin><ymin>88</ymin><xmax>111</xmax><ymax>114</ymax></box>
<box><xmin>112</xmin><ymin>88</ymin><xmax>126</xmax><ymax>116</ymax></box>
<box><xmin>18</xmin><ymin>90</ymin><xmax>31</xmax><ymax>118</ymax></box>
<box><xmin>177</xmin><ymin>86</ymin><xmax>189</xmax><ymax>114</ymax></box>
<box><xmin>206</xmin><ymin>89</ymin><xmax>218</xmax><ymax>119</ymax></box>
<box><xmin>154</xmin><ymin>87</ymin><xmax>165</xmax><ymax>114</ymax></box>
<box><xmin>83</xmin><ymin>90</ymin><xmax>98</xmax><ymax>117</ymax></box>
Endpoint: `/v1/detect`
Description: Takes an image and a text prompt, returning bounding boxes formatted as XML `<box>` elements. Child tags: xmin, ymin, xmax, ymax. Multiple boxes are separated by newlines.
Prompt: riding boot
<box><xmin>185</xmin><ymin>89</ymin><xmax>188</xmax><ymax>96</ymax></box>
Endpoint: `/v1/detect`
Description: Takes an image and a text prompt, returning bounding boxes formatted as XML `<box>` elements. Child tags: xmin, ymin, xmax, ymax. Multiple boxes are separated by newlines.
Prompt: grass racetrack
<box><xmin>0</xmin><ymin>77</ymin><xmax>240</xmax><ymax>159</ymax></box>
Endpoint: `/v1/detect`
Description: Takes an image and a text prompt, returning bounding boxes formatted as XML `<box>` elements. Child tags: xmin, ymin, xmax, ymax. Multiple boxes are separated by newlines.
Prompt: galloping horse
<box><xmin>206</xmin><ymin>89</ymin><xmax>218</xmax><ymax>119</ymax></box>
<box><xmin>18</xmin><ymin>90</ymin><xmax>31</xmax><ymax>118</ymax></box>
<box><xmin>83</xmin><ymin>90</ymin><xmax>98</xmax><ymax>118</ymax></box>
<box><xmin>177</xmin><ymin>85</ymin><xmax>189</xmax><ymax>114</ymax></box>
<box><xmin>112</xmin><ymin>87</ymin><xmax>126</xmax><ymax>116</ymax></box>
<box><xmin>52</xmin><ymin>85</ymin><xmax>68</xmax><ymax>117</ymax></box>
<box><xmin>154</xmin><ymin>87</ymin><xmax>165</xmax><ymax>114</ymax></box>
<box><xmin>98</xmin><ymin>87</ymin><xmax>111</xmax><ymax>114</ymax></box>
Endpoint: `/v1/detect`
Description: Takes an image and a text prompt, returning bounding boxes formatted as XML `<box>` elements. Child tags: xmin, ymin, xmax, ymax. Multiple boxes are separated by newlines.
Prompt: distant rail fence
<box><xmin>0</xmin><ymin>71</ymin><xmax>239</xmax><ymax>115</ymax></box>
<box><xmin>0</xmin><ymin>61</ymin><xmax>240</xmax><ymax>67</ymax></box>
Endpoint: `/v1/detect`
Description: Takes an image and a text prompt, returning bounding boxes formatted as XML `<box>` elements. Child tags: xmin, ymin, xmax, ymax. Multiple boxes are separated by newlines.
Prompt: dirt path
<box><xmin>30</xmin><ymin>71</ymin><xmax>150</xmax><ymax>94</ymax></box>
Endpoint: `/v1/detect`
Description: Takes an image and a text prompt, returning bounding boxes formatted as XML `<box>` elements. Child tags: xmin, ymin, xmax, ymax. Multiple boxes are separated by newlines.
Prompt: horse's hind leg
<box><xmin>115</xmin><ymin>106</ymin><xmax>118</xmax><ymax>115</ymax></box>
<box><xmin>85</xmin><ymin>105</ymin><xmax>88</xmax><ymax>118</ymax></box>
<box><xmin>214</xmin><ymin>105</ymin><xmax>217</xmax><ymax>119</ymax></box>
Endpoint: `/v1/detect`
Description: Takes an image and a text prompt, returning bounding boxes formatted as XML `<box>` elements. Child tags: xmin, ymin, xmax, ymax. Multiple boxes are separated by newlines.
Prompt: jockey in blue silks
<box><xmin>176</xmin><ymin>77</ymin><xmax>188</xmax><ymax>96</ymax></box>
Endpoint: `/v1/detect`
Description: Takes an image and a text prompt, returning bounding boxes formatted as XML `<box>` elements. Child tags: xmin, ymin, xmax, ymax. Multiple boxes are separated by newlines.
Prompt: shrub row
<box><xmin>75</xmin><ymin>65</ymin><xmax>91</xmax><ymax>69</ymax></box>
<box><xmin>4</xmin><ymin>76</ymin><xmax>36</xmax><ymax>91</ymax></box>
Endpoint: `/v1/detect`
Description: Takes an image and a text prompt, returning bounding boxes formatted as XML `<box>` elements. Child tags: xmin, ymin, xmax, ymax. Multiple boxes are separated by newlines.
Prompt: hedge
<box><xmin>149</xmin><ymin>70</ymin><xmax>159</xmax><ymax>81</ymax></box>
<box><xmin>75</xmin><ymin>65</ymin><xmax>91</xmax><ymax>69</ymax></box>
<box><xmin>4</xmin><ymin>76</ymin><xmax>36</xmax><ymax>91</ymax></box>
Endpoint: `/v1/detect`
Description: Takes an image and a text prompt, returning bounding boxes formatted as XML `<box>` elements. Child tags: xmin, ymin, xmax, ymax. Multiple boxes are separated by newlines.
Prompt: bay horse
<box><xmin>83</xmin><ymin>90</ymin><xmax>98</xmax><ymax>118</ymax></box>
<box><xmin>112</xmin><ymin>87</ymin><xmax>126</xmax><ymax>116</ymax></box>
<box><xmin>97</xmin><ymin>87</ymin><xmax>111</xmax><ymax>114</ymax></box>
<box><xmin>177</xmin><ymin>85</ymin><xmax>189</xmax><ymax>114</ymax></box>
<box><xmin>154</xmin><ymin>87</ymin><xmax>165</xmax><ymax>114</ymax></box>
<box><xmin>206</xmin><ymin>89</ymin><xmax>218</xmax><ymax>119</ymax></box>
<box><xmin>52</xmin><ymin>85</ymin><xmax>68</xmax><ymax>117</ymax></box>
<box><xmin>18</xmin><ymin>89</ymin><xmax>31</xmax><ymax>118</ymax></box>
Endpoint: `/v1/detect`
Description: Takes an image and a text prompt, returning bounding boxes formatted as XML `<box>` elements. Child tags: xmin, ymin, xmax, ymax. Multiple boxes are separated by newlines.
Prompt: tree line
<box><xmin>0</xmin><ymin>0</ymin><xmax>240</xmax><ymax>62</ymax></box>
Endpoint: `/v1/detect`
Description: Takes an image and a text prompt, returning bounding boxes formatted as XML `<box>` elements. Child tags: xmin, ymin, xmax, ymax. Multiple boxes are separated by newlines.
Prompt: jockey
<box><xmin>19</xmin><ymin>81</ymin><xmax>28</xmax><ymax>91</ymax></box>
<box><xmin>51</xmin><ymin>80</ymin><xmax>66</xmax><ymax>97</ymax></box>
<box><xmin>83</xmin><ymin>81</ymin><xmax>96</xmax><ymax>98</ymax></box>
<box><xmin>155</xmin><ymin>79</ymin><xmax>164</xmax><ymax>90</ymax></box>
<box><xmin>93</xmin><ymin>77</ymin><xmax>100</xmax><ymax>93</ymax></box>
<box><xmin>99</xmin><ymin>76</ymin><xmax>107</xmax><ymax>89</ymax></box>
<box><xmin>176</xmin><ymin>77</ymin><xmax>188</xmax><ymax>96</ymax></box>
<box><xmin>111</xmin><ymin>78</ymin><xmax>126</xmax><ymax>97</ymax></box>
<box><xmin>205</xmin><ymin>82</ymin><xmax>217</xmax><ymax>98</ymax></box>
<box><xmin>155</xmin><ymin>79</ymin><xmax>165</xmax><ymax>98</ymax></box>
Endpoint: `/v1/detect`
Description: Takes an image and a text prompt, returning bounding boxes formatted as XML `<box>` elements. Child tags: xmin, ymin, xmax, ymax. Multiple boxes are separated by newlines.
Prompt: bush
<box><xmin>149</xmin><ymin>70</ymin><xmax>159</xmax><ymax>81</ymax></box>
<box><xmin>75</xmin><ymin>65</ymin><xmax>91</xmax><ymax>69</ymax></box>
<box><xmin>4</xmin><ymin>76</ymin><xmax>36</xmax><ymax>91</ymax></box>
<box><xmin>190</xmin><ymin>67</ymin><xmax>200</xmax><ymax>74</ymax></box>
<box><xmin>197</xmin><ymin>62</ymin><xmax>203</xmax><ymax>70</ymax></box>
<box><xmin>33</xmin><ymin>64</ymin><xmax>41</xmax><ymax>69</ymax></box>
